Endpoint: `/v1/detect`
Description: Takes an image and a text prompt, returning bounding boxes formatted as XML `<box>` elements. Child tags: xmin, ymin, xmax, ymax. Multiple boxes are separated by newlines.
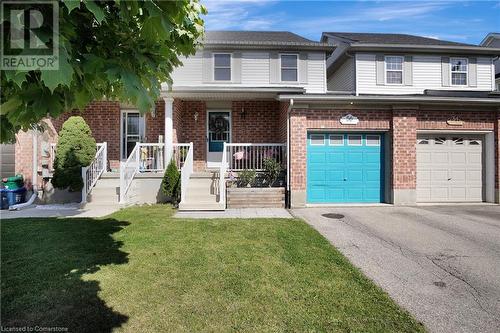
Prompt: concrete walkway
<box><xmin>293</xmin><ymin>205</ymin><xmax>500</xmax><ymax>333</ymax></box>
<box><xmin>0</xmin><ymin>203</ymin><xmax>121</xmax><ymax>219</ymax></box>
<box><xmin>174</xmin><ymin>208</ymin><xmax>292</xmax><ymax>219</ymax></box>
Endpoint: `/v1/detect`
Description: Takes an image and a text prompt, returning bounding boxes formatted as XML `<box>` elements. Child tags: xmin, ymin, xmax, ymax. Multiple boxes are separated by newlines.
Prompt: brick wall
<box><xmin>181</xmin><ymin>101</ymin><xmax>206</xmax><ymax>171</ymax></box>
<box><xmin>417</xmin><ymin>109</ymin><xmax>495</xmax><ymax>130</ymax></box>
<box><xmin>392</xmin><ymin>108</ymin><xmax>417</xmax><ymax>190</ymax></box>
<box><xmin>278</xmin><ymin>102</ymin><xmax>289</xmax><ymax>143</ymax></box>
<box><xmin>231</xmin><ymin>101</ymin><xmax>281</xmax><ymax>143</ymax></box>
<box><xmin>145</xmin><ymin>100</ymin><xmax>165</xmax><ymax>144</ymax></box>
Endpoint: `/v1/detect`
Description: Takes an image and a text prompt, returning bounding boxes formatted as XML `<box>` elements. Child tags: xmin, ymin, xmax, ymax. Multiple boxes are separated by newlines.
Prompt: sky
<box><xmin>202</xmin><ymin>0</ymin><xmax>500</xmax><ymax>45</ymax></box>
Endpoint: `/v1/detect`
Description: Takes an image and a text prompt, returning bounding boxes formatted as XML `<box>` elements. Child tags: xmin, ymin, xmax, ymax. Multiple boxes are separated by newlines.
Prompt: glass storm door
<box><xmin>121</xmin><ymin>111</ymin><xmax>145</xmax><ymax>159</ymax></box>
<box><xmin>207</xmin><ymin>111</ymin><xmax>230</xmax><ymax>168</ymax></box>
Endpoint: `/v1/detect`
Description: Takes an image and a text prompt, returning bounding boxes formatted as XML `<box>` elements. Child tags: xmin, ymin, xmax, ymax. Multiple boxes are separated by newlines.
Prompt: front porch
<box><xmin>84</xmin><ymin>98</ymin><xmax>289</xmax><ymax>210</ymax></box>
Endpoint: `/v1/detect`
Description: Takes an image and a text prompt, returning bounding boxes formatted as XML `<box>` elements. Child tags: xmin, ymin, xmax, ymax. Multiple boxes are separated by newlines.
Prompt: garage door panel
<box><xmin>307</xmin><ymin>133</ymin><xmax>384</xmax><ymax>203</ymax></box>
<box><xmin>450</xmin><ymin>152</ymin><xmax>466</xmax><ymax>164</ymax></box>
<box><xmin>417</xmin><ymin>135</ymin><xmax>483</xmax><ymax>202</ymax></box>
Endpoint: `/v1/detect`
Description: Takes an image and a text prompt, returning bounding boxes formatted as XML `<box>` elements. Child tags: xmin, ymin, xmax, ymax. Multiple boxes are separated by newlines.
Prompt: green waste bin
<box><xmin>2</xmin><ymin>175</ymin><xmax>24</xmax><ymax>190</ymax></box>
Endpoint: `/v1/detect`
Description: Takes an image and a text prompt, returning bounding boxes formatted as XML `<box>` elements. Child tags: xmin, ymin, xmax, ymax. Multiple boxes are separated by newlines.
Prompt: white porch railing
<box><xmin>138</xmin><ymin>143</ymin><xmax>164</xmax><ymax>172</ymax></box>
<box><xmin>225</xmin><ymin>143</ymin><xmax>286</xmax><ymax>171</ymax></box>
<box><xmin>218</xmin><ymin>142</ymin><xmax>228</xmax><ymax>205</ymax></box>
<box><xmin>81</xmin><ymin>142</ymin><xmax>107</xmax><ymax>204</ymax></box>
<box><xmin>173</xmin><ymin>143</ymin><xmax>190</xmax><ymax>169</ymax></box>
<box><xmin>120</xmin><ymin>143</ymin><xmax>140</xmax><ymax>203</ymax></box>
<box><xmin>180</xmin><ymin>142</ymin><xmax>193</xmax><ymax>203</ymax></box>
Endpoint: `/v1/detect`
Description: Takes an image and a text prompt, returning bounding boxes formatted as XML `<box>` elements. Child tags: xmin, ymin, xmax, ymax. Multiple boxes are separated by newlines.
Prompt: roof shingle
<box><xmin>324</xmin><ymin>32</ymin><xmax>475</xmax><ymax>47</ymax></box>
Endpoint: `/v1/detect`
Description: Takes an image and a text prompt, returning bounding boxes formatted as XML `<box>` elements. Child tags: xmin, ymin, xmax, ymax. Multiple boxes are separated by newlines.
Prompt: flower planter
<box><xmin>227</xmin><ymin>187</ymin><xmax>285</xmax><ymax>208</ymax></box>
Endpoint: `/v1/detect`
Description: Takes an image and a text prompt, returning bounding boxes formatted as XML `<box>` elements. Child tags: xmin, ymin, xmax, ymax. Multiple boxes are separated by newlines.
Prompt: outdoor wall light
<box><xmin>240</xmin><ymin>107</ymin><xmax>246</xmax><ymax>119</ymax></box>
<box><xmin>194</xmin><ymin>111</ymin><xmax>199</xmax><ymax>122</ymax></box>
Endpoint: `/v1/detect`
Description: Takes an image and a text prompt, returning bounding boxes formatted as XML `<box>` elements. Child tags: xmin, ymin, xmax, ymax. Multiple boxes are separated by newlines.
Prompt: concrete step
<box><xmin>178</xmin><ymin>201</ymin><xmax>225</xmax><ymax>211</ymax></box>
<box><xmin>101</xmin><ymin>172</ymin><xmax>120</xmax><ymax>179</ymax></box>
<box><xmin>191</xmin><ymin>172</ymin><xmax>217</xmax><ymax>179</ymax></box>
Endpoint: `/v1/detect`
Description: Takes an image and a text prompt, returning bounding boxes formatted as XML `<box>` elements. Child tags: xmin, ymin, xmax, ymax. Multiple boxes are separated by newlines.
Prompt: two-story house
<box><xmin>480</xmin><ymin>32</ymin><xmax>500</xmax><ymax>91</ymax></box>
<box><xmin>11</xmin><ymin>31</ymin><xmax>500</xmax><ymax>210</ymax></box>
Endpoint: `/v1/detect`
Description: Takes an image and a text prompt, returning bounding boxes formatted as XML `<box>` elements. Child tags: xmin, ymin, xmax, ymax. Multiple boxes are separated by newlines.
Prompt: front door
<box><xmin>207</xmin><ymin>111</ymin><xmax>231</xmax><ymax>168</ymax></box>
<box><xmin>121</xmin><ymin>110</ymin><xmax>145</xmax><ymax>159</ymax></box>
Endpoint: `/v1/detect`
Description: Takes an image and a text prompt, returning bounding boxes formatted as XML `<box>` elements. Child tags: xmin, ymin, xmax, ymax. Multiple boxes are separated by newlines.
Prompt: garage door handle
<box><xmin>448</xmin><ymin>178</ymin><xmax>452</xmax><ymax>181</ymax></box>
<box><xmin>343</xmin><ymin>178</ymin><xmax>347</xmax><ymax>181</ymax></box>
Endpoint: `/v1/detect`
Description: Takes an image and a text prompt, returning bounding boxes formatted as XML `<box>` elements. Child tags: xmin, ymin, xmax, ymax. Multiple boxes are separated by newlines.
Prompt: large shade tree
<box><xmin>0</xmin><ymin>0</ymin><xmax>206</xmax><ymax>142</ymax></box>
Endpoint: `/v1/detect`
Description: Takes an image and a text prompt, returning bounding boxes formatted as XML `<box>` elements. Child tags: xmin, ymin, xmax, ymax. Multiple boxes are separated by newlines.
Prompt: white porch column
<box><xmin>163</xmin><ymin>97</ymin><xmax>174</xmax><ymax>167</ymax></box>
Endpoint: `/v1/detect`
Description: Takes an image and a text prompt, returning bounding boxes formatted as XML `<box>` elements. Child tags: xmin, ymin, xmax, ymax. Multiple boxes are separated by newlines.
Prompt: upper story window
<box><xmin>385</xmin><ymin>56</ymin><xmax>403</xmax><ymax>84</ymax></box>
<box><xmin>280</xmin><ymin>54</ymin><xmax>298</xmax><ymax>82</ymax></box>
<box><xmin>214</xmin><ymin>53</ymin><xmax>231</xmax><ymax>81</ymax></box>
<box><xmin>450</xmin><ymin>58</ymin><xmax>468</xmax><ymax>86</ymax></box>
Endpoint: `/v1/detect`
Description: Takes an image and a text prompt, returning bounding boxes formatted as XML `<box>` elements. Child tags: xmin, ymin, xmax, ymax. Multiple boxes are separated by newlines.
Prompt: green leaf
<box><xmin>83</xmin><ymin>0</ymin><xmax>105</xmax><ymax>23</ymax></box>
<box><xmin>41</xmin><ymin>49</ymin><xmax>74</xmax><ymax>92</ymax></box>
<box><xmin>0</xmin><ymin>97</ymin><xmax>22</xmax><ymax>116</ymax></box>
<box><xmin>63</xmin><ymin>0</ymin><xmax>81</xmax><ymax>12</ymax></box>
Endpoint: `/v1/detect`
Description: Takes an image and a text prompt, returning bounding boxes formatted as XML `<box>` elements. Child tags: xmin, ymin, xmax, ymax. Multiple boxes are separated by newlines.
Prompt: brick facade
<box><xmin>288</xmin><ymin>105</ymin><xmax>500</xmax><ymax>206</ymax></box>
<box><xmin>13</xmin><ymin>99</ymin><xmax>500</xmax><ymax>205</ymax></box>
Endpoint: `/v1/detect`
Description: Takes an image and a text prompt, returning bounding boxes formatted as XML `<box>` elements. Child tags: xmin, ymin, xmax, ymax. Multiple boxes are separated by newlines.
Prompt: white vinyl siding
<box><xmin>241</xmin><ymin>52</ymin><xmax>270</xmax><ymax>85</ymax></box>
<box><xmin>171</xmin><ymin>50</ymin><xmax>326</xmax><ymax>93</ymax></box>
<box><xmin>306</xmin><ymin>52</ymin><xmax>326</xmax><ymax>93</ymax></box>
<box><xmin>327</xmin><ymin>57</ymin><xmax>355</xmax><ymax>91</ymax></box>
<box><xmin>356</xmin><ymin>53</ymin><xmax>494</xmax><ymax>94</ymax></box>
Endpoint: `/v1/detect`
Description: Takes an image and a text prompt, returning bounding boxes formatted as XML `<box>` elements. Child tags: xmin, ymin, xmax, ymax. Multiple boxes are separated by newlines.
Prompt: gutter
<box><xmin>277</xmin><ymin>94</ymin><xmax>500</xmax><ymax>105</ymax></box>
<box><xmin>349</xmin><ymin>43</ymin><xmax>500</xmax><ymax>56</ymax></box>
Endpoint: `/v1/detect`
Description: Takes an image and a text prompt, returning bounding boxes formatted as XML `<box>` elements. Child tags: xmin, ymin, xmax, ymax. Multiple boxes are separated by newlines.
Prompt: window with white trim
<box><xmin>329</xmin><ymin>135</ymin><xmax>344</xmax><ymax>146</ymax></box>
<box><xmin>214</xmin><ymin>53</ymin><xmax>231</xmax><ymax>81</ymax></box>
<box><xmin>280</xmin><ymin>54</ymin><xmax>298</xmax><ymax>82</ymax></box>
<box><xmin>347</xmin><ymin>135</ymin><xmax>362</xmax><ymax>146</ymax></box>
<box><xmin>385</xmin><ymin>56</ymin><xmax>403</xmax><ymax>84</ymax></box>
<box><xmin>366</xmin><ymin>135</ymin><xmax>381</xmax><ymax>146</ymax></box>
<box><xmin>310</xmin><ymin>134</ymin><xmax>325</xmax><ymax>145</ymax></box>
<box><xmin>450</xmin><ymin>58</ymin><xmax>468</xmax><ymax>86</ymax></box>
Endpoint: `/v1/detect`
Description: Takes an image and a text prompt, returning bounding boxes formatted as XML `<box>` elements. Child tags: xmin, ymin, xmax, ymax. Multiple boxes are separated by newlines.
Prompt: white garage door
<box><xmin>417</xmin><ymin>135</ymin><xmax>483</xmax><ymax>202</ymax></box>
<box><xmin>0</xmin><ymin>144</ymin><xmax>15</xmax><ymax>179</ymax></box>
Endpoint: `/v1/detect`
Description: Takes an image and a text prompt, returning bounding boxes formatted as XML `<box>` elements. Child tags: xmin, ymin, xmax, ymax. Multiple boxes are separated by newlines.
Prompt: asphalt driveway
<box><xmin>293</xmin><ymin>205</ymin><xmax>500</xmax><ymax>333</ymax></box>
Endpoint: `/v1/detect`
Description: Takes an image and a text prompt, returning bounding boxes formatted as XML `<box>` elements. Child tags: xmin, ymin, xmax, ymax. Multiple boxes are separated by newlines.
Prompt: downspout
<box><xmin>10</xmin><ymin>130</ymin><xmax>38</xmax><ymax>210</ymax></box>
<box><xmin>286</xmin><ymin>98</ymin><xmax>294</xmax><ymax>208</ymax></box>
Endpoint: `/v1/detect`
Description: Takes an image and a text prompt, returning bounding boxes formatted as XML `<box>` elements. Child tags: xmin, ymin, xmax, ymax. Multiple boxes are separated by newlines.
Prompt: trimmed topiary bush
<box><xmin>51</xmin><ymin>116</ymin><xmax>97</xmax><ymax>192</ymax></box>
<box><xmin>161</xmin><ymin>159</ymin><xmax>181</xmax><ymax>205</ymax></box>
<box><xmin>263</xmin><ymin>158</ymin><xmax>281</xmax><ymax>187</ymax></box>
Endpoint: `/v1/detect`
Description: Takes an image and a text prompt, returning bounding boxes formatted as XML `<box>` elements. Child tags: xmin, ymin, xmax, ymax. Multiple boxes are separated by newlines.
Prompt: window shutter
<box><xmin>404</xmin><ymin>56</ymin><xmax>413</xmax><ymax>86</ymax></box>
<box><xmin>299</xmin><ymin>52</ymin><xmax>308</xmax><ymax>84</ymax></box>
<box><xmin>202</xmin><ymin>51</ymin><xmax>212</xmax><ymax>83</ymax></box>
<box><xmin>468</xmin><ymin>57</ymin><xmax>477</xmax><ymax>87</ymax></box>
<box><xmin>376</xmin><ymin>54</ymin><xmax>385</xmax><ymax>85</ymax></box>
<box><xmin>441</xmin><ymin>57</ymin><xmax>450</xmax><ymax>87</ymax></box>
<box><xmin>233</xmin><ymin>52</ymin><xmax>242</xmax><ymax>83</ymax></box>
<box><xmin>269</xmin><ymin>52</ymin><xmax>279</xmax><ymax>84</ymax></box>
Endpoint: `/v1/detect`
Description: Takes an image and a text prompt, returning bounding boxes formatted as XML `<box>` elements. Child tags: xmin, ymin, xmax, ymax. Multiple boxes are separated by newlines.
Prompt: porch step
<box><xmin>178</xmin><ymin>173</ymin><xmax>223</xmax><ymax>211</ymax></box>
<box><xmin>85</xmin><ymin>178</ymin><xmax>120</xmax><ymax>205</ymax></box>
<box><xmin>101</xmin><ymin>172</ymin><xmax>120</xmax><ymax>179</ymax></box>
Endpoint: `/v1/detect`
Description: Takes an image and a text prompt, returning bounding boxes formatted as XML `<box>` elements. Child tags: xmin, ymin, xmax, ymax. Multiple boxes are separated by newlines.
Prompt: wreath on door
<box><xmin>209</xmin><ymin>115</ymin><xmax>228</xmax><ymax>134</ymax></box>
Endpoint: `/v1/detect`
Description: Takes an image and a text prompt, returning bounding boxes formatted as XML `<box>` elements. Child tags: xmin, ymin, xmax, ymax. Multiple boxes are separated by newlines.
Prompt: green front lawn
<box><xmin>1</xmin><ymin>205</ymin><xmax>424</xmax><ymax>332</ymax></box>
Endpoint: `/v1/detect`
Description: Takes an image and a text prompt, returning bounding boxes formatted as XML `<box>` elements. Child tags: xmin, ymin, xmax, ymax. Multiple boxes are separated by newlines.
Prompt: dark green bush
<box><xmin>238</xmin><ymin>169</ymin><xmax>256</xmax><ymax>187</ymax></box>
<box><xmin>263</xmin><ymin>158</ymin><xmax>281</xmax><ymax>187</ymax></box>
<box><xmin>161</xmin><ymin>159</ymin><xmax>180</xmax><ymax>204</ymax></box>
<box><xmin>51</xmin><ymin>116</ymin><xmax>96</xmax><ymax>191</ymax></box>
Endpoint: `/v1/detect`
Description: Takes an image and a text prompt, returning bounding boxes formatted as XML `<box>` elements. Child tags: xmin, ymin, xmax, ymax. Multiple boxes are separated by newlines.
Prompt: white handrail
<box><xmin>225</xmin><ymin>143</ymin><xmax>286</xmax><ymax>171</ymax></box>
<box><xmin>218</xmin><ymin>142</ymin><xmax>228</xmax><ymax>206</ymax></box>
<box><xmin>120</xmin><ymin>142</ymin><xmax>140</xmax><ymax>204</ymax></box>
<box><xmin>180</xmin><ymin>142</ymin><xmax>194</xmax><ymax>203</ymax></box>
<box><xmin>173</xmin><ymin>143</ymin><xmax>191</xmax><ymax>170</ymax></box>
<box><xmin>81</xmin><ymin>142</ymin><xmax>107</xmax><ymax>204</ymax></box>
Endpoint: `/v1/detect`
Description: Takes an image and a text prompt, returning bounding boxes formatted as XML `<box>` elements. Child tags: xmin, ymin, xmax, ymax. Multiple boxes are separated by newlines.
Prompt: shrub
<box><xmin>237</xmin><ymin>169</ymin><xmax>256</xmax><ymax>187</ymax></box>
<box><xmin>263</xmin><ymin>158</ymin><xmax>281</xmax><ymax>187</ymax></box>
<box><xmin>161</xmin><ymin>159</ymin><xmax>180</xmax><ymax>204</ymax></box>
<box><xmin>51</xmin><ymin>116</ymin><xmax>96</xmax><ymax>191</ymax></box>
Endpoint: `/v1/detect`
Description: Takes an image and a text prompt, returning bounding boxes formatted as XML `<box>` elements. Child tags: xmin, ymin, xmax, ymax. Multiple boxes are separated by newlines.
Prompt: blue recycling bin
<box><xmin>0</xmin><ymin>187</ymin><xmax>26</xmax><ymax>209</ymax></box>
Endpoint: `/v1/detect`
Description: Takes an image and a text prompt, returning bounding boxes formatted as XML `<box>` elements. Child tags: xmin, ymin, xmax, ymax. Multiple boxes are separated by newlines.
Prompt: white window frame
<box><xmin>310</xmin><ymin>134</ymin><xmax>325</xmax><ymax>146</ymax></box>
<box><xmin>450</xmin><ymin>57</ymin><xmax>468</xmax><ymax>87</ymax></box>
<box><xmin>347</xmin><ymin>135</ymin><xmax>362</xmax><ymax>146</ymax></box>
<box><xmin>366</xmin><ymin>135</ymin><xmax>381</xmax><ymax>146</ymax></box>
<box><xmin>279</xmin><ymin>53</ymin><xmax>299</xmax><ymax>82</ymax></box>
<box><xmin>384</xmin><ymin>55</ymin><xmax>404</xmax><ymax>85</ymax></box>
<box><xmin>213</xmin><ymin>53</ymin><xmax>232</xmax><ymax>81</ymax></box>
<box><xmin>328</xmin><ymin>135</ymin><xmax>344</xmax><ymax>146</ymax></box>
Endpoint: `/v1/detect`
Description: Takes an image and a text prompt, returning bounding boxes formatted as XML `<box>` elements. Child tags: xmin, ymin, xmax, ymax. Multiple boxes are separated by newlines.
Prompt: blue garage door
<box><xmin>307</xmin><ymin>133</ymin><xmax>384</xmax><ymax>203</ymax></box>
